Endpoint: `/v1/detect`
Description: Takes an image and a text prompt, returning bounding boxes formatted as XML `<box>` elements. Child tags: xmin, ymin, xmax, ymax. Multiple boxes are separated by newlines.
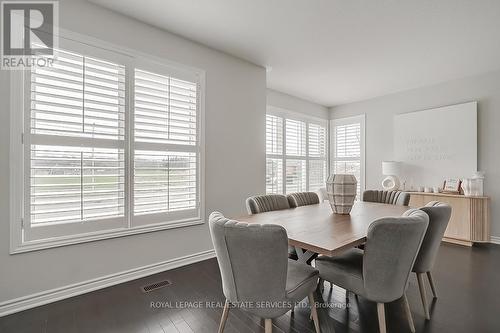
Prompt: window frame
<box><xmin>330</xmin><ymin>114</ymin><xmax>366</xmax><ymax>198</ymax></box>
<box><xmin>10</xmin><ymin>29</ymin><xmax>206</xmax><ymax>254</ymax></box>
<box><xmin>266</xmin><ymin>106</ymin><xmax>329</xmax><ymax>194</ymax></box>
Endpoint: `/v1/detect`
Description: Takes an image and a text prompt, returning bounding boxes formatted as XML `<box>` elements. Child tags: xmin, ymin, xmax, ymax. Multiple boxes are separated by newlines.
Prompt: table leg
<box><xmin>294</xmin><ymin>246</ymin><xmax>317</xmax><ymax>264</ymax></box>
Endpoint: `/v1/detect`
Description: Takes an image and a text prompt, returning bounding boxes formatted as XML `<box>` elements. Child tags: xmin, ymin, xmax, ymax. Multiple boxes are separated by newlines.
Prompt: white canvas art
<box><xmin>394</xmin><ymin>101</ymin><xmax>477</xmax><ymax>190</ymax></box>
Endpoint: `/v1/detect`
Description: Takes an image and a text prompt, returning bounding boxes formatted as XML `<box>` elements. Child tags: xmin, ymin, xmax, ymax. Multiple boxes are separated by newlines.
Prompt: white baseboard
<box><xmin>490</xmin><ymin>236</ymin><xmax>500</xmax><ymax>245</ymax></box>
<box><xmin>0</xmin><ymin>249</ymin><xmax>215</xmax><ymax>317</ymax></box>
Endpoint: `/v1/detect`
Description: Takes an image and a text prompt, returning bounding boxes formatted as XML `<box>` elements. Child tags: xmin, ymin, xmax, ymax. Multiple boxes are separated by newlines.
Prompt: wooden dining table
<box><xmin>236</xmin><ymin>201</ymin><xmax>411</xmax><ymax>263</ymax></box>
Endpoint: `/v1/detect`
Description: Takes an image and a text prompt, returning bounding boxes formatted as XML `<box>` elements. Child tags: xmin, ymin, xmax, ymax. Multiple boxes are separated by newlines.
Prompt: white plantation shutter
<box><xmin>308</xmin><ymin>160</ymin><xmax>326</xmax><ymax>191</ymax></box>
<box><xmin>266</xmin><ymin>115</ymin><xmax>283</xmax><ymax>155</ymax></box>
<box><xmin>134</xmin><ymin>151</ymin><xmax>197</xmax><ymax>214</ymax></box>
<box><xmin>134</xmin><ymin>69</ymin><xmax>197</xmax><ymax>145</ymax></box>
<box><xmin>31</xmin><ymin>49</ymin><xmax>125</xmax><ymax>139</ymax></box>
<box><xmin>335</xmin><ymin>124</ymin><xmax>361</xmax><ymax>159</ymax></box>
<box><xmin>25</xmin><ymin>47</ymin><xmax>127</xmax><ymax>240</ymax></box>
<box><xmin>308</xmin><ymin>123</ymin><xmax>327</xmax><ymax>191</ymax></box>
<box><xmin>266</xmin><ymin>114</ymin><xmax>283</xmax><ymax>193</ymax></box>
<box><xmin>30</xmin><ymin>146</ymin><xmax>125</xmax><ymax>225</ymax></box>
<box><xmin>133</xmin><ymin>68</ymin><xmax>200</xmax><ymax>225</ymax></box>
<box><xmin>285</xmin><ymin>119</ymin><xmax>306</xmax><ymax>156</ymax></box>
<box><xmin>332</xmin><ymin>116</ymin><xmax>365</xmax><ymax>199</ymax></box>
<box><xmin>266</xmin><ymin>158</ymin><xmax>283</xmax><ymax>194</ymax></box>
<box><xmin>285</xmin><ymin>159</ymin><xmax>306</xmax><ymax>193</ymax></box>
<box><xmin>266</xmin><ymin>113</ymin><xmax>328</xmax><ymax>194</ymax></box>
<box><xmin>308</xmin><ymin>123</ymin><xmax>327</xmax><ymax>158</ymax></box>
<box><xmin>284</xmin><ymin>119</ymin><xmax>306</xmax><ymax>193</ymax></box>
<box><xmin>16</xmin><ymin>37</ymin><xmax>204</xmax><ymax>247</ymax></box>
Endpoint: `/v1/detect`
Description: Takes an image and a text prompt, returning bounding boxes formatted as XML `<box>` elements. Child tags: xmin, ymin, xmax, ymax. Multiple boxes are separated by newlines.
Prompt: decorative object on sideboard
<box><xmin>326</xmin><ymin>174</ymin><xmax>357</xmax><ymax>215</ymax></box>
<box><xmin>381</xmin><ymin>161</ymin><xmax>402</xmax><ymax>191</ymax></box>
<box><xmin>442</xmin><ymin>178</ymin><xmax>461</xmax><ymax>194</ymax></box>
<box><xmin>473</xmin><ymin>171</ymin><xmax>485</xmax><ymax>195</ymax></box>
<box><xmin>462</xmin><ymin>171</ymin><xmax>485</xmax><ymax>196</ymax></box>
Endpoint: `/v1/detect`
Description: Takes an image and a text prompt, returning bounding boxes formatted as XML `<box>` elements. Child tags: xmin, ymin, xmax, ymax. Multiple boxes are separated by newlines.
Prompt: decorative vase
<box><xmin>326</xmin><ymin>174</ymin><xmax>358</xmax><ymax>214</ymax></box>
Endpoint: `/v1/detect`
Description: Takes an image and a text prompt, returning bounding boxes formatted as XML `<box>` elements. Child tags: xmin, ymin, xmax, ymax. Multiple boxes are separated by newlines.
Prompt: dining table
<box><xmin>236</xmin><ymin>201</ymin><xmax>412</xmax><ymax>263</ymax></box>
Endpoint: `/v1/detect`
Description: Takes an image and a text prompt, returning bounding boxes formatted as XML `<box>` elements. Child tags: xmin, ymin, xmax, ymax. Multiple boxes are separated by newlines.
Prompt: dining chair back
<box><xmin>362</xmin><ymin>190</ymin><xmax>410</xmax><ymax>206</ymax></box>
<box><xmin>287</xmin><ymin>192</ymin><xmax>320</xmax><ymax>208</ymax></box>
<box><xmin>363</xmin><ymin>209</ymin><xmax>429</xmax><ymax>303</ymax></box>
<box><xmin>209</xmin><ymin>212</ymin><xmax>321</xmax><ymax>333</ymax></box>
<box><xmin>315</xmin><ymin>208</ymin><xmax>428</xmax><ymax>333</ymax></box>
<box><xmin>246</xmin><ymin>194</ymin><xmax>290</xmax><ymax>214</ymax></box>
<box><xmin>209</xmin><ymin>212</ymin><xmax>288</xmax><ymax>304</ymax></box>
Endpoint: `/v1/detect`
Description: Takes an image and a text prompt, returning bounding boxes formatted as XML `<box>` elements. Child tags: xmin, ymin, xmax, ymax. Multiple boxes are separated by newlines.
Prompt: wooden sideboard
<box><xmin>409</xmin><ymin>192</ymin><xmax>490</xmax><ymax>246</ymax></box>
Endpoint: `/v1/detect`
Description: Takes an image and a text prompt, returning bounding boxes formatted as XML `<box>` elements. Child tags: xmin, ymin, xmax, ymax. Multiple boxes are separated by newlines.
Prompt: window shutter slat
<box><xmin>308</xmin><ymin>123</ymin><xmax>327</xmax><ymax>158</ymax></box>
<box><xmin>285</xmin><ymin>159</ymin><xmax>306</xmax><ymax>193</ymax></box>
<box><xmin>266</xmin><ymin>114</ymin><xmax>327</xmax><ymax>195</ymax></box>
<box><xmin>266</xmin><ymin>115</ymin><xmax>283</xmax><ymax>155</ymax></box>
<box><xmin>30</xmin><ymin>145</ymin><xmax>125</xmax><ymax>225</ymax></box>
<box><xmin>134</xmin><ymin>69</ymin><xmax>197</xmax><ymax>146</ymax></box>
<box><xmin>285</xmin><ymin>119</ymin><xmax>306</xmax><ymax>156</ymax></box>
<box><xmin>133</xmin><ymin>69</ymin><xmax>199</xmax><ymax>218</ymax></box>
<box><xmin>134</xmin><ymin>150</ymin><xmax>197</xmax><ymax>215</ymax></box>
<box><xmin>31</xmin><ymin>49</ymin><xmax>126</xmax><ymax>141</ymax></box>
<box><xmin>333</xmin><ymin>122</ymin><xmax>362</xmax><ymax>198</ymax></box>
<box><xmin>309</xmin><ymin>160</ymin><xmax>326</xmax><ymax>192</ymax></box>
<box><xmin>29</xmin><ymin>47</ymin><xmax>126</xmax><ymax>228</ymax></box>
<box><xmin>266</xmin><ymin>158</ymin><xmax>283</xmax><ymax>194</ymax></box>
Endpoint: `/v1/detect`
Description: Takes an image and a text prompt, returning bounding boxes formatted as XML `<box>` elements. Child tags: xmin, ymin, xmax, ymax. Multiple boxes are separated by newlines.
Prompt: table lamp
<box><xmin>382</xmin><ymin>161</ymin><xmax>401</xmax><ymax>191</ymax></box>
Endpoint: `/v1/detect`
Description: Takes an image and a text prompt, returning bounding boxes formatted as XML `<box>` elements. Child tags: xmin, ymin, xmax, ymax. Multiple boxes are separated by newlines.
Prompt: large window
<box><xmin>331</xmin><ymin>115</ymin><xmax>365</xmax><ymax>199</ymax></box>
<box><xmin>266</xmin><ymin>112</ymin><xmax>327</xmax><ymax>194</ymax></box>
<box><xmin>11</xmin><ymin>36</ymin><xmax>204</xmax><ymax>252</ymax></box>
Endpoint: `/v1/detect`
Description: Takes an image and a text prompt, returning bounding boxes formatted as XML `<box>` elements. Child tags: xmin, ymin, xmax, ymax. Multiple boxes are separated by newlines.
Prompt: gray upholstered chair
<box><xmin>315</xmin><ymin>209</ymin><xmax>429</xmax><ymax>333</ymax></box>
<box><xmin>412</xmin><ymin>201</ymin><xmax>452</xmax><ymax>320</ymax></box>
<box><xmin>209</xmin><ymin>212</ymin><xmax>321</xmax><ymax>333</ymax></box>
<box><xmin>287</xmin><ymin>192</ymin><xmax>320</xmax><ymax>208</ymax></box>
<box><xmin>362</xmin><ymin>190</ymin><xmax>410</xmax><ymax>206</ymax></box>
<box><xmin>246</xmin><ymin>194</ymin><xmax>290</xmax><ymax>214</ymax></box>
<box><xmin>246</xmin><ymin>194</ymin><xmax>299</xmax><ymax>260</ymax></box>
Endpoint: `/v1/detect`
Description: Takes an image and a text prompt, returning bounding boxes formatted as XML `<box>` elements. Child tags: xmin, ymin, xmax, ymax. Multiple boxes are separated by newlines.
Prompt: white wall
<box><xmin>330</xmin><ymin>70</ymin><xmax>500</xmax><ymax>238</ymax></box>
<box><xmin>267</xmin><ymin>89</ymin><xmax>329</xmax><ymax>119</ymax></box>
<box><xmin>0</xmin><ymin>0</ymin><xmax>266</xmax><ymax>304</ymax></box>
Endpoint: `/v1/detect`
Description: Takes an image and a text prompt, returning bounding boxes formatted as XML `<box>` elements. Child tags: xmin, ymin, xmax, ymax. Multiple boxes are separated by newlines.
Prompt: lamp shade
<box><xmin>382</xmin><ymin>161</ymin><xmax>401</xmax><ymax>176</ymax></box>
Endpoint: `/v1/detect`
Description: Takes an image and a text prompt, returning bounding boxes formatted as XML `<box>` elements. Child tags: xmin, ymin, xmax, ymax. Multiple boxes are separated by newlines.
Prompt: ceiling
<box><xmin>91</xmin><ymin>0</ymin><xmax>500</xmax><ymax>107</ymax></box>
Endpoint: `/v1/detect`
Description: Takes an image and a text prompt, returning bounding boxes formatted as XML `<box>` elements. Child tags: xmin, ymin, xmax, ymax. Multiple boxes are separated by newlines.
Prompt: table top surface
<box><xmin>235</xmin><ymin>201</ymin><xmax>411</xmax><ymax>256</ymax></box>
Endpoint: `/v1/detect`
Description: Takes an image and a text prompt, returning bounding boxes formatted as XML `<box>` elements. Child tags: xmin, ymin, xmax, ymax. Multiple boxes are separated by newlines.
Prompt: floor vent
<box><xmin>141</xmin><ymin>280</ymin><xmax>172</xmax><ymax>293</ymax></box>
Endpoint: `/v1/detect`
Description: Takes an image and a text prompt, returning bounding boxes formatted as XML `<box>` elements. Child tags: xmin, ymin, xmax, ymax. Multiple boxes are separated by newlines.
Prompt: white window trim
<box><xmin>330</xmin><ymin>114</ymin><xmax>366</xmax><ymax>196</ymax></box>
<box><xmin>266</xmin><ymin>106</ymin><xmax>329</xmax><ymax>194</ymax></box>
<box><xmin>9</xmin><ymin>29</ymin><xmax>206</xmax><ymax>254</ymax></box>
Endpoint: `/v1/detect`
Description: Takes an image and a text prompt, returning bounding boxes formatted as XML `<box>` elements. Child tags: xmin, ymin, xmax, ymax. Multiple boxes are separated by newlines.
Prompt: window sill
<box><xmin>10</xmin><ymin>218</ymin><xmax>205</xmax><ymax>254</ymax></box>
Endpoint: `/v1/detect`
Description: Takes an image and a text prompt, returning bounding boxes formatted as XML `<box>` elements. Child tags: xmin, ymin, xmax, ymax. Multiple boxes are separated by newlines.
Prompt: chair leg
<box><xmin>308</xmin><ymin>293</ymin><xmax>321</xmax><ymax>333</ymax></box>
<box><xmin>218</xmin><ymin>299</ymin><xmax>230</xmax><ymax>333</ymax></box>
<box><xmin>318</xmin><ymin>277</ymin><xmax>324</xmax><ymax>290</ymax></box>
<box><xmin>403</xmin><ymin>293</ymin><xmax>416</xmax><ymax>333</ymax></box>
<box><xmin>264</xmin><ymin>318</ymin><xmax>272</xmax><ymax>333</ymax></box>
<box><xmin>377</xmin><ymin>303</ymin><xmax>386</xmax><ymax>333</ymax></box>
<box><xmin>427</xmin><ymin>271</ymin><xmax>438</xmax><ymax>298</ymax></box>
<box><xmin>416</xmin><ymin>273</ymin><xmax>430</xmax><ymax>320</ymax></box>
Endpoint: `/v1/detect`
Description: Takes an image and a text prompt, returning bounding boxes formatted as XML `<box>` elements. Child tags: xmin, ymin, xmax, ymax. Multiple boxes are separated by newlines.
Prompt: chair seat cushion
<box><xmin>286</xmin><ymin>259</ymin><xmax>319</xmax><ymax>302</ymax></box>
<box><xmin>315</xmin><ymin>248</ymin><xmax>365</xmax><ymax>296</ymax></box>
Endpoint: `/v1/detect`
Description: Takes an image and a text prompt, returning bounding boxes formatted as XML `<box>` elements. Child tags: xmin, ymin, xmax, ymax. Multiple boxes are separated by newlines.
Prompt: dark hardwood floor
<box><xmin>1</xmin><ymin>243</ymin><xmax>500</xmax><ymax>333</ymax></box>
